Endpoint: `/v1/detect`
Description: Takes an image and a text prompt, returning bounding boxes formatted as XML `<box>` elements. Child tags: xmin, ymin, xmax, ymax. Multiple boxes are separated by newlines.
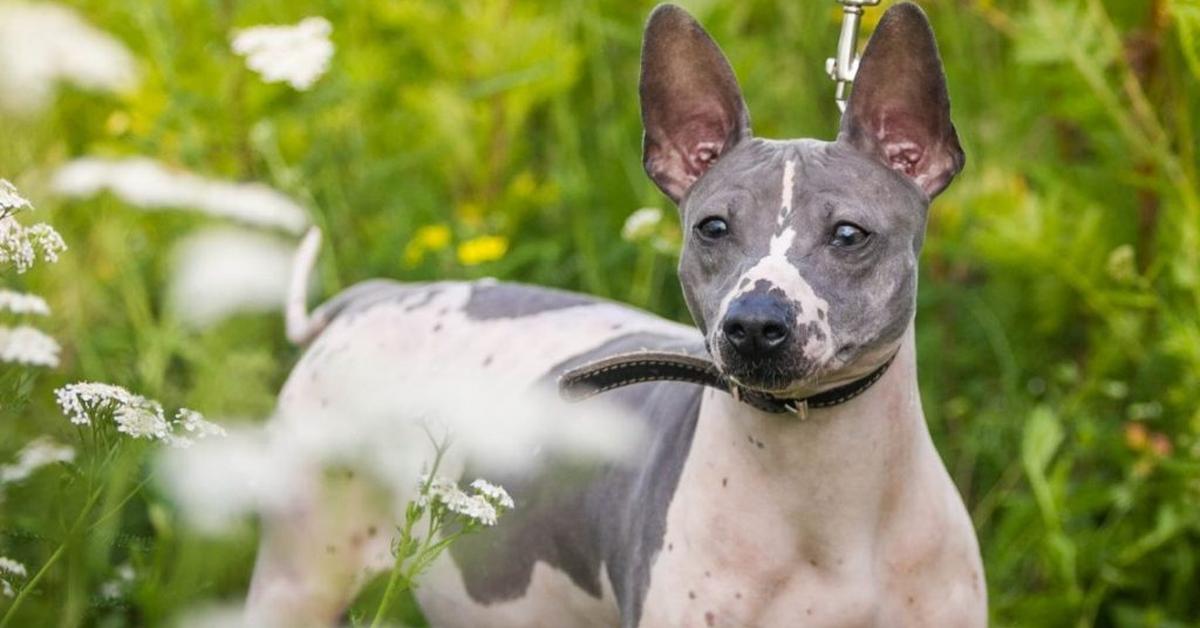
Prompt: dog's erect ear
<box><xmin>640</xmin><ymin>4</ymin><xmax>750</xmax><ymax>204</ymax></box>
<box><xmin>839</xmin><ymin>2</ymin><xmax>964</xmax><ymax>199</ymax></box>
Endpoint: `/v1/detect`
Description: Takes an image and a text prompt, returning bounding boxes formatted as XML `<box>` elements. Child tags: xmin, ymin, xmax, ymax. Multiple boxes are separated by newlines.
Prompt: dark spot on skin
<box><xmin>755</xmin><ymin>440</ymin><xmax>764</xmax><ymax>450</ymax></box>
<box><xmin>368</xmin><ymin>526</ymin><xmax>378</xmax><ymax>537</ymax></box>
<box><xmin>438</xmin><ymin>307</ymin><xmax>449</xmax><ymax>316</ymax></box>
<box><xmin>705</xmin><ymin>571</ymin><xmax>711</xmax><ymax>578</ymax></box>
<box><xmin>705</xmin><ymin>611</ymin><xmax>715</xmax><ymax>626</ymax></box>
<box><xmin>735</xmin><ymin>592</ymin><xmax>742</xmax><ymax>600</ymax></box>
<box><xmin>403</xmin><ymin>288</ymin><xmax>443</xmax><ymax>312</ymax></box>
<box><xmin>320</xmin><ymin>398</ymin><xmax>329</xmax><ymax>408</ymax></box>
<box><xmin>325</xmin><ymin>545</ymin><xmax>336</xmax><ymax>555</ymax></box>
<box><xmin>668</xmin><ymin>543</ymin><xmax>673</xmax><ymax>552</ymax></box>
<box><xmin>482</xmin><ymin>355</ymin><xmax>494</xmax><ymax>367</ymax></box>
<box><xmin>807</xmin><ymin>608</ymin><xmax>813</xmax><ymax>616</ymax></box>
<box><xmin>809</xmin><ymin>559</ymin><xmax>818</xmax><ymax>567</ymax></box>
<box><xmin>433</xmin><ymin>323</ymin><xmax>443</xmax><ymax>332</ymax></box>
<box><xmin>907</xmin><ymin>596</ymin><xmax>915</xmax><ymax>605</ymax></box>
<box><xmin>611</xmin><ymin>323</ymin><xmax>624</xmax><ymax>331</ymax></box>
<box><xmin>721</xmin><ymin>477</ymin><xmax>727</xmax><ymax>488</ymax></box>
<box><xmin>689</xmin><ymin>590</ymin><xmax>696</xmax><ymax>600</ymax></box>
<box><xmin>463</xmin><ymin>283</ymin><xmax>595</xmax><ymax>320</ymax></box>
<box><xmin>448</xmin><ymin>330</ymin><xmax>705</xmax><ymax>626</ymax></box>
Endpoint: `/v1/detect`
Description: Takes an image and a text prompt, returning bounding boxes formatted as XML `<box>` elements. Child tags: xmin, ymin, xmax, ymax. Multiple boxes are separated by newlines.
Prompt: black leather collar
<box><xmin>558</xmin><ymin>350</ymin><xmax>896</xmax><ymax>416</ymax></box>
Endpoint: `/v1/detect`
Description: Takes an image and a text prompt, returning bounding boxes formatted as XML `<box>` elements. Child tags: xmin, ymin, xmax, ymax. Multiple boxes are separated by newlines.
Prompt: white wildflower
<box><xmin>621</xmin><ymin>207</ymin><xmax>663</xmax><ymax>243</ymax></box>
<box><xmin>0</xmin><ymin>179</ymin><xmax>32</xmax><ymax>216</ymax></box>
<box><xmin>0</xmin><ymin>325</ymin><xmax>60</xmax><ymax>367</ymax></box>
<box><xmin>53</xmin><ymin>157</ymin><xmax>310</xmax><ymax>234</ymax></box>
<box><xmin>0</xmin><ymin>217</ymin><xmax>67</xmax><ymax>274</ymax></box>
<box><xmin>0</xmin><ymin>555</ymin><xmax>24</xmax><ymax>597</ymax></box>
<box><xmin>114</xmin><ymin>401</ymin><xmax>171</xmax><ymax>441</ymax></box>
<box><xmin>0</xmin><ymin>3</ymin><xmax>137</xmax><ymax>114</ymax></box>
<box><xmin>54</xmin><ymin>382</ymin><xmax>224</xmax><ymax>447</ymax></box>
<box><xmin>167</xmin><ymin>228</ymin><xmax>297</xmax><ymax>328</ymax></box>
<box><xmin>470</xmin><ymin>478</ymin><xmax>514</xmax><ymax>510</ymax></box>
<box><xmin>167</xmin><ymin>408</ymin><xmax>227</xmax><ymax>448</ymax></box>
<box><xmin>55</xmin><ymin>382</ymin><xmax>139</xmax><ymax>426</ymax></box>
<box><xmin>0</xmin><ymin>437</ymin><xmax>75</xmax><ymax>484</ymax></box>
<box><xmin>417</xmin><ymin>474</ymin><xmax>501</xmax><ymax>526</ymax></box>
<box><xmin>159</xmin><ymin>360</ymin><xmax>642</xmax><ymax>532</ymax></box>
<box><xmin>232</xmin><ymin>17</ymin><xmax>333</xmax><ymax>91</ymax></box>
<box><xmin>0</xmin><ymin>290</ymin><xmax>50</xmax><ymax>316</ymax></box>
<box><xmin>0</xmin><ymin>557</ymin><xmax>27</xmax><ymax>579</ymax></box>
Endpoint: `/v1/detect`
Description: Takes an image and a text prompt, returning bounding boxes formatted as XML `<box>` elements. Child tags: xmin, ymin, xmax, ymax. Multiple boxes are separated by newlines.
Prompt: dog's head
<box><xmin>640</xmin><ymin>2</ymin><xmax>962</xmax><ymax>397</ymax></box>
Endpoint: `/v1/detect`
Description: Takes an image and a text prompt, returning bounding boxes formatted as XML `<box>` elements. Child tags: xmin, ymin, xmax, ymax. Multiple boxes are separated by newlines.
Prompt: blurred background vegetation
<box><xmin>1</xmin><ymin>0</ymin><xmax>1198</xmax><ymax>626</ymax></box>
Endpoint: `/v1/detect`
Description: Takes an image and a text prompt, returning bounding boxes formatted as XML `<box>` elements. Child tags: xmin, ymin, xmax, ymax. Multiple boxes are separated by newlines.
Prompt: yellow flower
<box><xmin>457</xmin><ymin>235</ymin><xmax>508</xmax><ymax>266</ymax></box>
<box><xmin>404</xmin><ymin>224</ymin><xmax>452</xmax><ymax>266</ymax></box>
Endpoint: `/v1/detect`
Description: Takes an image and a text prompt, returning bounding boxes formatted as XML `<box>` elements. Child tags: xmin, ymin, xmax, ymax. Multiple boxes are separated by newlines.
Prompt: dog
<box><xmin>246</xmin><ymin>3</ymin><xmax>986</xmax><ymax>626</ymax></box>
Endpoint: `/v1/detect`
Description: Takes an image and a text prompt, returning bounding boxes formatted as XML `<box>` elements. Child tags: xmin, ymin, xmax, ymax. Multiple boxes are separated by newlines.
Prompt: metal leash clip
<box><xmin>825</xmin><ymin>0</ymin><xmax>881</xmax><ymax>113</ymax></box>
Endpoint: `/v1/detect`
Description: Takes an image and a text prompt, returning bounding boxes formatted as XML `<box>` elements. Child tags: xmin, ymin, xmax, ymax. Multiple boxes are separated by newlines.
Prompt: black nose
<box><xmin>722</xmin><ymin>296</ymin><xmax>791</xmax><ymax>357</ymax></box>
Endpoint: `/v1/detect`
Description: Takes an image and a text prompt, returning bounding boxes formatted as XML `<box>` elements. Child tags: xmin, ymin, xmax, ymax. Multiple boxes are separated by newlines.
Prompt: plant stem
<box><xmin>0</xmin><ymin>486</ymin><xmax>103</xmax><ymax>628</ymax></box>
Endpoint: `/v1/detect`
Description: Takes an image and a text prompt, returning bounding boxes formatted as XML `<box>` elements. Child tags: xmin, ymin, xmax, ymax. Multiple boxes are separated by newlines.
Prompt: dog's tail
<box><xmin>285</xmin><ymin>226</ymin><xmax>327</xmax><ymax>346</ymax></box>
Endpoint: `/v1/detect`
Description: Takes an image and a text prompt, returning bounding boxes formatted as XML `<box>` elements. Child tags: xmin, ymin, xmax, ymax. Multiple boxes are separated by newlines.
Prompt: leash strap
<box><xmin>558</xmin><ymin>350</ymin><xmax>895</xmax><ymax>416</ymax></box>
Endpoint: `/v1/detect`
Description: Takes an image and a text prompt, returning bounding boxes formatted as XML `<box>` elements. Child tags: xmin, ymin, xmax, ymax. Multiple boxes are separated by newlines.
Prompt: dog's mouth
<box><xmin>715</xmin><ymin>353</ymin><xmax>826</xmax><ymax>397</ymax></box>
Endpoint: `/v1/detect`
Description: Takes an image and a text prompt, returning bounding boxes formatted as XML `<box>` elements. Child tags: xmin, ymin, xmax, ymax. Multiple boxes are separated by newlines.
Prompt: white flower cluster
<box><xmin>232</xmin><ymin>17</ymin><xmax>333</xmax><ymax>91</ymax></box>
<box><xmin>469</xmin><ymin>478</ymin><xmax>515</xmax><ymax>510</ymax></box>
<box><xmin>0</xmin><ymin>290</ymin><xmax>50</xmax><ymax>316</ymax></box>
<box><xmin>0</xmin><ymin>556</ymin><xmax>26</xmax><ymax>598</ymax></box>
<box><xmin>0</xmin><ymin>179</ymin><xmax>31</xmax><ymax>213</ymax></box>
<box><xmin>0</xmin><ymin>179</ymin><xmax>67</xmax><ymax>274</ymax></box>
<box><xmin>54</xmin><ymin>382</ymin><xmax>225</xmax><ymax>447</ymax></box>
<box><xmin>417</xmin><ymin>475</ymin><xmax>515</xmax><ymax>527</ymax></box>
<box><xmin>0</xmin><ymin>325</ymin><xmax>60</xmax><ymax>367</ymax></box>
<box><xmin>0</xmin><ymin>437</ymin><xmax>75</xmax><ymax>484</ymax></box>
<box><xmin>52</xmin><ymin>158</ymin><xmax>309</xmax><ymax>234</ymax></box>
<box><xmin>0</xmin><ymin>2</ymin><xmax>137</xmax><ymax>114</ymax></box>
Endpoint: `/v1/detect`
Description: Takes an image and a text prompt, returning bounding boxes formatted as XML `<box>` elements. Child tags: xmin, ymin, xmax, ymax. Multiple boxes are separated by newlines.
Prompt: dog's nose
<box><xmin>722</xmin><ymin>297</ymin><xmax>791</xmax><ymax>357</ymax></box>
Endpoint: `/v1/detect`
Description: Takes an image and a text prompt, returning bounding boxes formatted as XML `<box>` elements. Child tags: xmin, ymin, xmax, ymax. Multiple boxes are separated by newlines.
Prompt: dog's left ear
<box><xmin>839</xmin><ymin>2</ymin><xmax>964</xmax><ymax>199</ymax></box>
<box><xmin>640</xmin><ymin>4</ymin><xmax>750</xmax><ymax>204</ymax></box>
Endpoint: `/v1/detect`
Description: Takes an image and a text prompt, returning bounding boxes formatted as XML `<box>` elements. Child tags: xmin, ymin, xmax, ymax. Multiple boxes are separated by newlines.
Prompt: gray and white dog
<box><xmin>247</xmin><ymin>3</ymin><xmax>987</xmax><ymax>626</ymax></box>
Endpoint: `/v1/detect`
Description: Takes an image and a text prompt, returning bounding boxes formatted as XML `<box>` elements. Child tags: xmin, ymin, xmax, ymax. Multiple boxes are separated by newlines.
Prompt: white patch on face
<box><xmin>713</xmin><ymin>159</ymin><xmax>834</xmax><ymax>369</ymax></box>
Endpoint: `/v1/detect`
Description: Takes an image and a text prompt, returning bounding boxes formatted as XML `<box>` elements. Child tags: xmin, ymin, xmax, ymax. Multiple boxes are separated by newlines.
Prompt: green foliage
<box><xmin>1</xmin><ymin>0</ymin><xmax>1198</xmax><ymax>626</ymax></box>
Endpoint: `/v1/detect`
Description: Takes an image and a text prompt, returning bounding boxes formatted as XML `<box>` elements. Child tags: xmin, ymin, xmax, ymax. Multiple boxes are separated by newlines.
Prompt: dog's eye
<box><xmin>830</xmin><ymin>222</ymin><xmax>869</xmax><ymax>248</ymax></box>
<box><xmin>696</xmin><ymin>217</ymin><xmax>729</xmax><ymax>240</ymax></box>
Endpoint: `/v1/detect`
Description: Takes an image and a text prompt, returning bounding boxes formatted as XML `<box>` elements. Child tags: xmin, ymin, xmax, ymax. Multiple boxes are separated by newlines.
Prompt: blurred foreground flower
<box><xmin>232</xmin><ymin>17</ymin><xmax>333</xmax><ymax>91</ymax></box>
<box><xmin>0</xmin><ymin>325</ymin><xmax>59</xmax><ymax>367</ymax></box>
<box><xmin>52</xmin><ymin>157</ymin><xmax>309</xmax><ymax>234</ymax></box>
<box><xmin>0</xmin><ymin>290</ymin><xmax>50</xmax><ymax>316</ymax></box>
<box><xmin>457</xmin><ymin>234</ymin><xmax>508</xmax><ymax>266</ymax></box>
<box><xmin>158</xmin><ymin>370</ymin><xmax>637</xmax><ymax>533</ymax></box>
<box><xmin>167</xmin><ymin>227</ymin><xmax>297</xmax><ymax>329</ymax></box>
<box><xmin>55</xmin><ymin>382</ymin><xmax>224</xmax><ymax>447</ymax></box>
<box><xmin>0</xmin><ymin>2</ymin><xmax>137</xmax><ymax>114</ymax></box>
<box><xmin>621</xmin><ymin>207</ymin><xmax>662</xmax><ymax>243</ymax></box>
<box><xmin>0</xmin><ymin>437</ymin><xmax>75</xmax><ymax>484</ymax></box>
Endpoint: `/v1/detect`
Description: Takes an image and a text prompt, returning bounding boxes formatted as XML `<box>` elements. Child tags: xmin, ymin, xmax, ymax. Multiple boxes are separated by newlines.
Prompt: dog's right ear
<box><xmin>640</xmin><ymin>4</ymin><xmax>750</xmax><ymax>204</ymax></box>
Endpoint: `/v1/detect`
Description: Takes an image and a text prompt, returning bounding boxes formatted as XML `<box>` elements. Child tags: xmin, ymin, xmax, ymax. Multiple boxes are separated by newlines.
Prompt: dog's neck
<box><xmin>685</xmin><ymin>324</ymin><xmax>934</xmax><ymax>564</ymax></box>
